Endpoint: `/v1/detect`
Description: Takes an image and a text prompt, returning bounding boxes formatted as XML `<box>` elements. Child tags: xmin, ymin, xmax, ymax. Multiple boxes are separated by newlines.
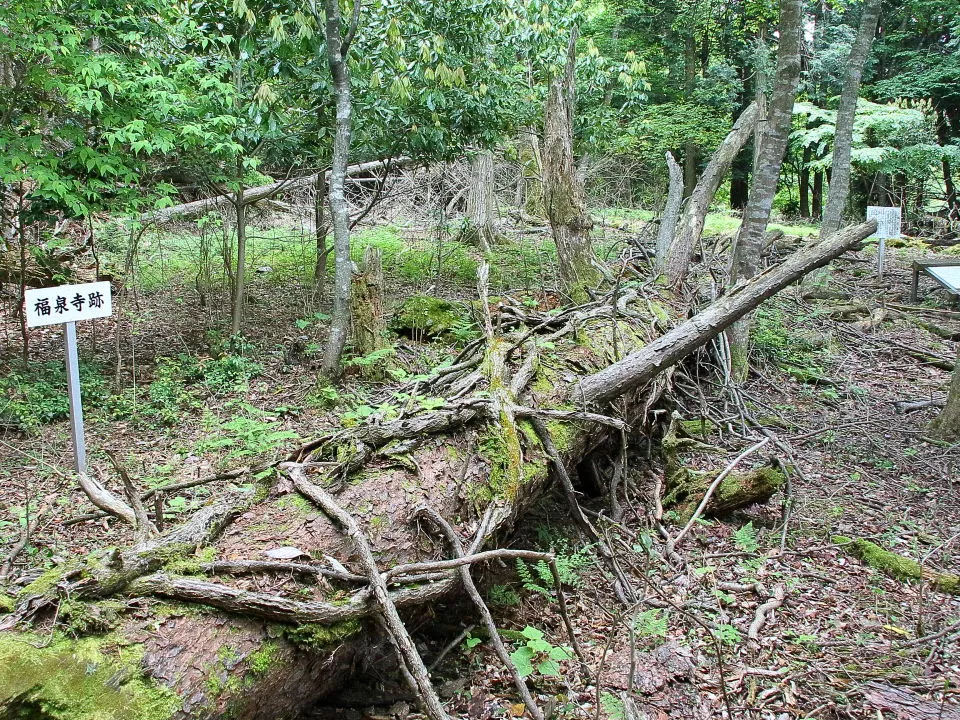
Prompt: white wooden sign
<box><xmin>866</xmin><ymin>206</ymin><xmax>901</xmax><ymax>239</ymax></box>
<box><xmin>24</xmin><ymin>281</ymin><xmax>112</xmax><ymax>328</ymax></box>
<box><xmin>866</xmin><ymin>206</ymin><xmax>901</xmax><ymax>277</ymax></box>
<box><xmin>23</xmin><ymin>281</ymin><xmax>112</xmax><ymax>474</ymax></box>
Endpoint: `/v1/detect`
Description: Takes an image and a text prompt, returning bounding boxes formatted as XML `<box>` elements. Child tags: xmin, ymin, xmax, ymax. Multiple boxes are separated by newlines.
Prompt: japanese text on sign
<box><xmin>24</xmin><ymin>281</ymin><xmax>113</xmax><ymax>328</ymax></box>
<box><xmin>866</xmin><ymin>206</ymin><xmax>902</xmax><ymax>240</ymax></box>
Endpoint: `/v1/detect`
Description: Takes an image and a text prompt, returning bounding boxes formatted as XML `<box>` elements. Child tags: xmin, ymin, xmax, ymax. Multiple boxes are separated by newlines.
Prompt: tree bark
<box><xmin>542</xmin><ymin>27</ymin><xmax>600</xmax><ymax>303</ymax></box>
<box><xmin>320</xmin><ymin>0</ymin><xmax>361</xmax><ymax>378</ymax></box>
<box><xmin>314</xmin><ymin>170</ymin><xmax>331</xmax><ymax>292</ymax></box>
<box><xmin>466</xmin><ymin>150</ymin><xmax>496</xmax><ymax>253</ymax></box>
<box><xmin>665</xmin><ymin>102</ymin><xmax>762</xmax><ymax>286</ymax></box>
<box><xmin>819</xmin><ymin>0</ymin><xmax>881</xmax><ymax>238</ymax></box>
<box><xmin>350</xmin><ymin>245</ymin><xmax>387</xmax><ymax>361</ymax></box>
<box><xmin>654</xmin><ymin>151</ymin><xmax>684</xmax><ymax>272</ymax></box>
<box><xmin>726</xmin><ymin>0</ymin><xmax>803</xmax><ymax>380</ymax></box>
<box><xmin>230</xmin><ymin>189</ymin><xmax>247</xmax><ymax>336</ymax></box>
<box><xmin>931</xmin><ymin>349</ymin><xmax>960</xmax><ymax>439</ymax></box>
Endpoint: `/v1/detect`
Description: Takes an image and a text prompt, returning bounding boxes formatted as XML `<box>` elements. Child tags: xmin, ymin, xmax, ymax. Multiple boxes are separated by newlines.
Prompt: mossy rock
<box><xmin>833</xmin><ymin>536</ymin><xmax>960</xmax><ymax>595</ymax></box>
<box><xmin>0</xmin><ymin>593</ymin><xmax>14</xmax><ymax>613</ymax></box>
<box><xmin>0</xmin><ymin>633</ymin><xmax>180</xmax><ymax>720</ymax></box>
<box><xmin>390</xmin><ymin>296</ymin><xmax>474</xmax><ymax>339</ymax></box>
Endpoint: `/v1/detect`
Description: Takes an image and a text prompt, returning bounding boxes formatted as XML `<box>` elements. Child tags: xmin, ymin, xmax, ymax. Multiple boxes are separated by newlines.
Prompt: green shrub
<box><xmin>0</xmin><ymin>361</ymin><xmax>107</xmax><ymax>431</ymax></box>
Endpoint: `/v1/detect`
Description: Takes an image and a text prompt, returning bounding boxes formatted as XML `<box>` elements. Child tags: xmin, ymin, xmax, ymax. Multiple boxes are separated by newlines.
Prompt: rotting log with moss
<box><xmin>833</xmin><ymin>536</ymin><xmax>960</xmax><ymax>595</ymax></box>
<box><xmin>660</xmin><ymin>414</ymin><xmax>785</xmax><ymax>519</ymax></box>
<box><xmin>0</xmin><ymin>224</ymin><xmax>877</xmax><ymax>719</ymax></box>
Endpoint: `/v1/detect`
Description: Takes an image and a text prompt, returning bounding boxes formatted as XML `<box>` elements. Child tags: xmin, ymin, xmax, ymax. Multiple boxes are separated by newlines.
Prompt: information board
<box><xmin>24</xmin><ymin>281</ymin><xmax>113</xmax><ymax>328</ymax></box>
<box><xmin>866</xmin><ymin>206</ymin><xmax>902</xmax><ymax>239</ymax></box>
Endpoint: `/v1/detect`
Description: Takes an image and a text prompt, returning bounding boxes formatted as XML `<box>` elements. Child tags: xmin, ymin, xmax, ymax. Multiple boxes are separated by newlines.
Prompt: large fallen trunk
<box><xmin>140</xmin><ymin>158</ymin><xmax>413</xmax><ymax>225</ymax></box>
<box><xmin>0</xmin><ymin>223</ymin><xmax>876</xmax><ymax>720</ymax></box>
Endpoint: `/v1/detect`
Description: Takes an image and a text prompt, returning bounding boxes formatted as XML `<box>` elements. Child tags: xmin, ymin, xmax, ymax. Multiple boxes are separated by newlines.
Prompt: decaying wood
<box><xmin>574</xmin><ymin>221</ymin><xmax>877</xmax><ymax>403</ymax></box>
<box><xmin>287</xmin><ymin>464</ymin><xmax>450</xmax><ymax>720</ymax></box>
<box><xmin>863</xmin><ymin>682</ymin><xmax>960</xmax><ymax>720</ymax></box>
<box><xmin>653</xmin><ymin>151</ymin><xmax>683</xmax><ymax>271</ymax></box>
<box><xmin>664</xmin><ymin>102</ymin><xmax>762</xmax><ymax>285</ymax></box>
<box><xmin>139</xmin><ymin>158</ymin><xmax>413</xmax><ymax>224</ymax></box>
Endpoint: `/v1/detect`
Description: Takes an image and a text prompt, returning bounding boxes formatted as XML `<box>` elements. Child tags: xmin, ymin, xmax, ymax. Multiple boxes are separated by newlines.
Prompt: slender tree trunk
<box><xmin>727</xmin><ymin>0</ymin><xmax>803</xmax><ymax>380</ymax></box>
<box><xmin>466</xmin><ymin>150</ymin><xmax>496</xmax><ymax>253</ymax></box>
<box><xmin>812</xmin><ymin>170</ymin><xmax>824</xmax><ymax>218</ymax></box>
<box><xmin>819</xmin><ymin>0</ymin><xmax>881</xmax><ymax>238</ymax></box>
<box><xmin>799</xmin><ymin>144</ymin><xmax>812</xmax><ymax>218</ymax></box>
<box><xmin>542</xmin><ymin>27</ymin><xmax>600</xmax><ymax>303</ymax></box>
<box><xmin>730</xmin><ymin>147</ymin><xmax>751</xmax><ymax>210</ymax></box>
<box><xmin>654</xmin><ymin>152</ymin><xmax>683</xmax><ymax>272</ymax></box>
<box><xmin>665</xmin><ymin>101</ymin><xmax>762</xmax><ymax>286</ymax></box>
<box><xmin>229</xmin><ymin>189</ymin><xmax>247</xmax><ymax>336</ymax></box>
<box><xmin>321</xmin><ymin>0</ymin><xmax>360</xmax><ymax>378</ymax></box>
<box><xmin>939</xmin><ymin>109</ymin><xmax>960</xmax><ymax>220</ymax></box>
<box><xmin>314</xmin><ymin>170</ymin><xmax>331</xmax><ymax>294</ymax></box>
<box><xmin>682</xmin><ymin>33</ymin><xmax>699</xmax><ymax>199</ymax></box>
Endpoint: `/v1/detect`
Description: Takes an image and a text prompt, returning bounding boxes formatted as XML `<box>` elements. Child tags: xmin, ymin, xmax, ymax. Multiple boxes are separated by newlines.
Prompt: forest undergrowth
<box><xmin>1</xmin><ymin>214</ymin><xmax>959</xmax><ymax>720</ymax></box>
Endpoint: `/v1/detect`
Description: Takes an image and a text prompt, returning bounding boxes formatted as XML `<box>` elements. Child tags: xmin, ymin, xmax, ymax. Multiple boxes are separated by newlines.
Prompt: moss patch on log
<box><xmin>832</xmin><ymin>536</ymin><xmax>960</xmax><ymax>595</ymax></box>
<box><xmin>664</xmin><ymin>464</ymin><xmax>785</xmax><ymax>520</ymax></box>
<box><xmin>0</xmin><ymin>633</ymin><xmax>180</xmax><ymax>720</ymax></box>
<box><xmin>282</xmin><ymin>618</ymin><xmax>362</xmax><ymax>652</ymax></box>
<box><xmin>0</xmin><ymin>593</ymin><xmax>14</xmax><ymax>613</ymax></box>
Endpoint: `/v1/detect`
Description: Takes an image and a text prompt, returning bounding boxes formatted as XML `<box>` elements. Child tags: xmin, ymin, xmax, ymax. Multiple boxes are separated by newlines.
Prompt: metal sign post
<box><xmin>63</xmin><ymin>321</ymin><xmax>87</xmax><ymax>473</ymax></box>
<box><xmin>866</xmin><ymin>206</ymin><xmax>902</xmax><ymax>278</ymax></box>
<box><xmin>24</xmin><ymin>280</ymin><xmax>113</xmax><ymax>473</ymax></box>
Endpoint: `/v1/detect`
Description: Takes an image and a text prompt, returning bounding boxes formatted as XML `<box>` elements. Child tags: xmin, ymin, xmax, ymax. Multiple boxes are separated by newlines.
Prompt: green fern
<box><xmin>733</xmin><ymin>521</ymin><xmax>759</xmax><ymax>553</ymax></box>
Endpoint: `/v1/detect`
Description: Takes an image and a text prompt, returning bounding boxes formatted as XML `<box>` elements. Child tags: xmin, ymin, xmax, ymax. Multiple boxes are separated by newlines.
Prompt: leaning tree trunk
<box><xmin>664</xmin><ymin>101</ymin><xmax>762</xmax><ymax>286</ymax></box>
<box><xmin>653</xmin><ymin>151</ymin><xmax>683</xmax><ymax>273</ymax></box>
<box><xmin>542</xmin><ymin>27</ymin><xmax>601</xmax><ymax>303</ymax></box>
<box><xmin>466</xmin><ymin>150</ymin><xmax>497</xmax><ymax>253</ymax></box>
<box><xmin>0</xmin><ymin>222</ymin><xmax>877</xmax><ymax>720</ymax></box>
<box><xmin>818</xmin><ymin>0</ymin><xmax>881</xmax><ymax>239</ymax></box>
<box><xmin>931</xmin><ymin>350</ymin><xmax>960</xmax><ymax>439</ymax></box>
<box><xmin>726</xmin><ymin>0</ymin><xmax>802</xmax><ymax>381</ymax></box>
<box><xmin>320</xmin><ymin>0</ymin><xmax>360</xmax><ymax>378</ymax></box>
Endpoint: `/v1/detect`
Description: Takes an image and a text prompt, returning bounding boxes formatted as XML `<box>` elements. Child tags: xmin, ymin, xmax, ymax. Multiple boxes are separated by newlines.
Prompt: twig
<box><xmin>672</xmin><ymin>437</ymin><xmax>770</xmax><ymax>548</ymax></box>
<box><xmin>428</xmin><ymin>624</ymin><xmax>475</xmax><ymax>672</ymax></box>
<box><xmin>416</xmin><ymin>507</ymin><xmax>544</xmax><ymax>720</ymax></box>
<box><xmin>285</xmin><ymin>463</ymin><xmax>450</xmax><ymax>720</ymax></box>
<box><xmin>747</xmin><ymin>584</ymin><xmax>786</xmax><ymax>641</ymax></box>
<box><xmin>0</xmin><ymin>507</ymin><xmax>47</xmax><ymax>582</ymax></box>
<box><xmin>106</xmin><ymin>450</ymin><xmax>156</xmax><ymax>541</ymax></box>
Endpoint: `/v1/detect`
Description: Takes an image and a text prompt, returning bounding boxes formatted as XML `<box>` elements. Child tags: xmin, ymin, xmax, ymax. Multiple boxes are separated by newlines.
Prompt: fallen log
<box><xmin>140</xmin><ymin>158</ymin><xmax>413</xmax><ymax>224</ymax></box>
<box><xmin>573</xmin><ymin>220</ymin><xmax>877</xmax><ymax>403</ymax></box>
<box><xmin>0</xmin><ymin>223</ymin><xmax>876</xmax><ymax>720</ymax></box>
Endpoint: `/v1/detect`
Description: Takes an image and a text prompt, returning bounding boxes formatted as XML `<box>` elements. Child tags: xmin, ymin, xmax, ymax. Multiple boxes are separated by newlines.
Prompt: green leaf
<box><xmin>509</xmin><ymin>646</ymin><xmax>535</xmax><ymax>678</ymax></box>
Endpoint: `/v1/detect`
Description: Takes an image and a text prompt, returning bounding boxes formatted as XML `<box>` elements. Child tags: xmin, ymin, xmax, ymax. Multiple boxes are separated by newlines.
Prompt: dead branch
<box><xmin>574</xmin><ymin>221</ymin><xmax>878</xmax><ymax>404</ymax></box>
<box><xmin>416</xmin><ymin>506</ymin><xmax>544</xmax><ymax>720</ymax></box>
<box><xmin>286</xmin><ymin>463</ymin><xmax>450</xmax><ymax>720</ymax></box>
<box><xmin>747</xmin><ymin>584</ymin><xmax>786</xmax><ymax>641</ymax></box>
<box><xmin>671</xmin><ymin>437</ymin><xmax>770</xmax><ymax>548</ymax></box>
<box><xmin>76</xmin><ymin>470</ymin><xmax>137</xmax><ymax>528</ymax></box>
